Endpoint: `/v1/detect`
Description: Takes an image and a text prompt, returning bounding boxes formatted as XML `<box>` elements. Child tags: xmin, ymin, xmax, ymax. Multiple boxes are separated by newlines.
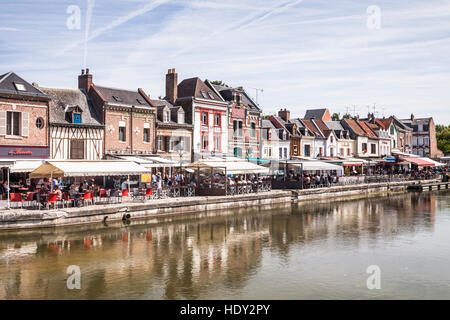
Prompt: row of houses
<box><xmin>0</xmin><ymin>68</ymin><xmax>443</xmax><ymax>167</ymax></box>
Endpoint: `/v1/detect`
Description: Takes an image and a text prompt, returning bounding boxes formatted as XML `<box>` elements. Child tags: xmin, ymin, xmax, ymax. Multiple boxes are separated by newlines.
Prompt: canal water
<box><xmin>1</xmin><ymin>190</ymin><xmax>449</xmax><ymax>300</ymax></box>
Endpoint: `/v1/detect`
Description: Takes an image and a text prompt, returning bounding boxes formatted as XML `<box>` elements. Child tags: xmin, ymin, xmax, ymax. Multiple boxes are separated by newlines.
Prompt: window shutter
<box><xmin>0</xmin><ymin>111</ymin><xmax>6</xmax><ymax>136</ymax></box>
<box><xmin>22</xmin><ymin>112</ymin><xmax>29</xmax><ymax>137</ymax></box>
<box><xmin>185</xmin><ymin>137</ymin><xmax>190</xmax><ymax>152</ymax></box>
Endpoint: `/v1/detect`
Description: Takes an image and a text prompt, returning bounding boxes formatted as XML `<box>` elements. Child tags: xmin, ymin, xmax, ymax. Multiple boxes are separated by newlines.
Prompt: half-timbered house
<box><xmin>39</xmin><ymin>86</ymin><xmax>104</xmax><ymax>160</ymax></box>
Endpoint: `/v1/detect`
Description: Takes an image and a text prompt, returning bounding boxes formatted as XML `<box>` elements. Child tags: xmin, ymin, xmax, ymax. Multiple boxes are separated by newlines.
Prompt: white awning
<box><xmin>187</xmin><ymin>159</ymin><xmax>269</xmax><ymax>174</ymax></box>
<box><xmin>289</xmin><ymin>161</ymin><xmax>344</xmax><ymax>176</ymax></box>
<box><xmin>29</xmin><ymin>160</ymin><xmax>150</xmax><ymax>178</ymax></box>
<box><xmin>419</xmin><ymin>157</ymin><xmax>445</xmax><ymax>167</ymax></box>
<box><xmin>115</xmin><ymin>155</ymin><xmax>179</xmax><ymax>168</ymax></box>
<box><xmin>10</xmin><ymin>160</ymin><xmax>45</xmax><ymax>173</ymax></box>
<box><xmin>0</xmin><ymin>159</ymin><xmax>15</xmax><ymax>168</ymax></box>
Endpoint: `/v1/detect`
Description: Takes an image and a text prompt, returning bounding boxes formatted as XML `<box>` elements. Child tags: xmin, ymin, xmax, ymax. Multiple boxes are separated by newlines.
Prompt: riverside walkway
<box><xmin>0</xmin><ymin>179</ymin><xmax>443</xmax><ymax>231</ymax></box>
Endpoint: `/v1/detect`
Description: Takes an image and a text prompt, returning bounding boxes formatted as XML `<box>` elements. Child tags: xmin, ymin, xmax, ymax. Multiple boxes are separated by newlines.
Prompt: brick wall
<box><xmin>0</xmin><ymin>98</ymin><xmax>48</xmax><ymax>147</ymax></box>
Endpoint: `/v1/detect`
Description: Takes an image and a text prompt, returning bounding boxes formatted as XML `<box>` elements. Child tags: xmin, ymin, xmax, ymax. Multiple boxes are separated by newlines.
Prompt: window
<box><xmin>330</xmin><ymin>148</ymin><xmax>334</xmax><ymax>157</ymax></box>
<box><xmin>201</xmin><ymin>90</ymin><xmax>208</xmax><ymax>99</ymax></box>
<box><xmin>371</xmin><ymin>143</ymin><xmax>376</xmax><ymax>154</ymax></box>
<box><xmin>144</xmin><ymin>128</ymin><xmax>150</xmax><ymax>143</ymax></box>
<box><xmin>304</xmin><ymin>145</ymin><xmax>310</xmax><ymax>157</ymax></box>
<box><xmin>330</xmin><ymin>136</ymin><xmax>334</xmax><ymax>143</ymax></box>
<box><xmin>362</xmin><ymin>143</ymin><xmax>368</xmax><ymax>153</ymax></box>
<box><xmin>14</xmin><ymin>83</ymin><xmax>26</xmax><ymax>91</ymax></box>
<box><xmin>234</xmin><ymin>147</ymin><xmax>242</xmax><ymax>157</ymax></box>
<box><xmin>163</xmin><ymin>111</ymin><xmax>170</xmax><ymax>123</ymax></box>
<box><xmin>390</xmin><ymin>125</ymin><xmax>394</xmax><ymax>135</ymax></box>
<box><xmin>201</xmin><ymin>134</ymin><xmax>208</xmax><ymax>151</ymax></box>
<box><xmin>347</xmin><ymin>148</ymin><xmax>351</xmax><ymax>156</ymax></box>
<box><xmin>208</xmin><ymin>92</ymin><xmax>215</xmax><ymax>100</ymax></box>
<box><xmin>214</xmin><ymin>135</ymin><xmax>221</xmax><ymax>152</ymax></box>
<box><xmin>112</xmin><ymin>96</ymin><xmax>122</xmax><ymax>102</ymax></box>
<box><xmin>233</xmin><ymin>120</ymin><xmax>242</xmax><ymax>137</ymax></box>
<box><xmin>268</xmin><ymin>130</ymin><xmax>272</xmax><ymax>140</ymax></box>
<box><xmin>284</xmin><ymin>148</ymin><xmax>287</xmax><ymax>159</ymax></box>
<box><xmin>424</xmin><ymin>137</ymin><xmax>429</xmax><ymax>146</ymax></box>
<box><xmin>214</xmin><ymin>113</ymin><xmax>221</xmax><ymax>127</ymax></box>
<box><xmin>319</xmin><ymin>147</ymin><xmax>323</xmax><ymax>156</ymax></box>
<box><xmin>178</xmin><ymin>111</ymin><xmax>185</xmax><ymax>124</ymax></box>
<box><xmin>73</xmin><ymin>113</ymin><xmax>82</xmax><ymax>124</ymax></box>
<box><xmin>36</xmin><ymin>117</ymin><xmax>44</xmax><ymax>129</ymax></box>
<box><xmin>157</xmin><ymin>136</ymin><xmax>163</xmax><ymax>151</ymax></box>
<box><xmin>70</xmin><ymin>140</ymin><xmax>84</xmax><ymax>159</ymax></box>
<box><xmin>279</xmin><ymin>147</ymin><xmax>283</xmax><ymax>159</ymax></box>
<box><xmin>340</xmin><ymin>148</ymin><xmax>344</xmax><ymax>156</ymax></box>
<box><xmin>202</xmin><ymin>112</ymin><xmax>208</xmax><ymax>125</ymax></box>
<box><xmin>119</xmin><ymin>124</ymin><xmax>126</xmax><ymax>142</ymax></box>
<box><xmin>250</xmin><ymin>122</ymin><xmax>256</xmax><ymax>137</ymax></box>
<box><xmin>7</xmin><ymin>111</ymin><xmax>21</xmax><ymax>136</ymax></box>
<box><xmin>268</xmin><ymin>148</ymin><xmax>272</xmax><ymax>157</ymax></box>
<box><xmin>236</xmin><ymin>94</ymin><xmax>241</xmax><ymax>105</ymax></box>
<box><xmin>293</xmin><ymin>145</ymin><xmax>298</xmax><ymax>155</ymax></box>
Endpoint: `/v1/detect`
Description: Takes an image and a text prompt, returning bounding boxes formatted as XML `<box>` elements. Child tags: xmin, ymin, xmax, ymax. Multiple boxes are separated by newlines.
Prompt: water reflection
<box><xmin>0</xmin><ymin>191</ymin><xmax>448</xmax><ymax>300</ymax></box>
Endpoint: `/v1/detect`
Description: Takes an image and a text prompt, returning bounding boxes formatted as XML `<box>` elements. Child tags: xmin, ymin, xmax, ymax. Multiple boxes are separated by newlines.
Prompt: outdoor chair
<box><xmin>83</xmin><ymin>191</ymin><xmax>94</xmax><ymax>206</ymax></box>
<box><xmin>10</xmin><ymin>193</ymin><xmax>24</xmax><ymax>209</ymax></box>
<box><xmin>25</xmin><ymin>192</ymin><xmax>36</xmax><ymax>209</ymax></box>
<box><xmin>97</xmin><ymin>189</ymin><xmax>109</xmax><ymax>204</ymax></box>
<box><xmin>46</xmin><ymin>193</ymin><xmax>58</xmax><ymax>210</ymax></box>
<box><xmin>144</xmin><ymin>187</ymin><xmax>153</xmax><ymax>200</ymax></box>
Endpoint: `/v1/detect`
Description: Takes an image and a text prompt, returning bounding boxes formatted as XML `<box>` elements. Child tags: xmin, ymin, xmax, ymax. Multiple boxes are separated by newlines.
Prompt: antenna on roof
<box><xmin>250</xmin><ymin>87</ymin><xmax>264</xmax><ymax>105</ymax></box>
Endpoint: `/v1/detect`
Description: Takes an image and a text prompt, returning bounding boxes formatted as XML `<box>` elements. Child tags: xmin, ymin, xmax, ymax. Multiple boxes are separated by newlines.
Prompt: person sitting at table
<box><xmin>38</xmin><ymin>183</ymin><xmax>49</xmax><ymax>206</ymax></box>
<box><xmin>69</xmin><ymin>184</ymin><xmax>80</xmax><ymax>207</ymax></box>
<box><xmin>78</xmin><ymin>182</ymin><xmax>85</xmax><ymax>193</ymax></box>
<box><xmin>0</xmin><ymin>181</ymin><xmax>6</xmax><ymax>200</ymax></box>
<box><xmin>54</xmin><ymin>185</ymin><xmax>62</xmax><ymax>201</ymax></box>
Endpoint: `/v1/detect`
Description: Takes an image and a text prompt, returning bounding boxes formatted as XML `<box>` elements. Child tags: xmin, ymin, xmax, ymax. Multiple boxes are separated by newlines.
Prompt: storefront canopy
<box><xmin>289</xmin><ymin>161</ymin><xmax>344</xmax><ymax>176</ymax></box>
<box><xmin>400</xmin><ymin>157</ymin><xmax>434</xmax><ymax>167</ymax></box>
<box><xmin>419</xmin><ymin>157</ymin><xmax>445</xmax><ymax>167</ymax></box>
<box><xmin>115</xmin><ymin>155</ymin><xmax>179</xmax><ymax>168</ymax></box>
<box><xmin>29</xmin><ymin>160</ymin><xmax>150</xmax><ymax>178</ymax></box>
<box><xmin>10</xmin><ymin>160</ymin><xmax>45</xmax><ymax>173</ymax></box>
<box><xmin>187</xmin><ymin>159</ymin><xmax>269</xmax><ymax>175</ymax></box>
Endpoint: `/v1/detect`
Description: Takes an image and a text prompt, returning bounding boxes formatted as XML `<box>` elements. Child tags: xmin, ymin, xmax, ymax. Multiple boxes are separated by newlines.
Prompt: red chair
<box><xmin>47</xmin><ymin>193</ymin><xmax>58</xmax><ymax>210</ymax></box>
<box><xmin>62</xmin><ymin>192</ymin><xmax>75</xmax><ymax>207</ymax></box>
<box><xmin>98</xmin><ymin>189</ymin><xmax>109</xmax><ymax>204</ymax></box>
<box><xmin>10</xmin><ymin>193</ymin><xmax>24</xmax><ymax>209</ymax></box>
<box><xmin>121</xmin><ymin>189</ymin><xmax>129</xmax><ymax>197</ymax></box>
<box><xmin>144</xmin><ymin>187</ymin><xmax>153</xmax><ymax>200</ymax></box>
<box><xmin>83</xmin><ymin>191</ymin><xmax>93</xmax><ymax>206</ymax></box>
<box><xmin>25</xmin><ymin>192</ymin><xmax>36</xmax><ymax>209</ymax></box>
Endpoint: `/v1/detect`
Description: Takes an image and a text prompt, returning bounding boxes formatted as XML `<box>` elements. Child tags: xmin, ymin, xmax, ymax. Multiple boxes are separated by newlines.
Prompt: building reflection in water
<box><xmin>0</xmin><ymin>191</ymin><xmax>445</xmax><ymax>299</ymax></box>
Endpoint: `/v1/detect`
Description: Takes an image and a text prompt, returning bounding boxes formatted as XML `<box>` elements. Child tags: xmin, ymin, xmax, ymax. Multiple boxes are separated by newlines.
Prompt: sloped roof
<box><xmin>324</xmin><ymin>121</ymin><xmax>344</xmax><ymax>131</ymax></box>
<box><xmin>342</xmin><ymin>118</ymin><xmax>366</xmax><ymax>136</ymax></box>
<box><xmin>262</xmin><ymin>119</ymin><xmax>276</xmax><ymax>129</ymax></box>
<box><xmin>39</xmin><ymin>87</ymin><xmax>102</xmax><ymax>126</ymax></box>
<box><xmin>304</xmin><ymin>108</ymin><xmax>328</xmax><ymax>120</ymax></box>
<box><xmin>212</xmin><ymin>84</ymin><xmax>261</xmax><ymax>112</ymax></box>
<box><xmin>376</xmin><ymin>118</ymin><xmax>392</xmax><ymax>130</ymax></box>
<box><xmin>358</xmin><ymin>120</ymin><xmax>378</xmax><ymax>139</ymax></box>
<box><xmin>312</xmin><ymin>119</ymin><xmax>333</xmax><ymax>138</ymax></box>
<box><xmin>0</xmin><ymin>72</ymin><xmax>49</xmax><ymax>99</ymax></box>
<box><xmin>301</xmin><ymin>119</ymin><xmax>323</xmax><ymax>138</ymax></box>
<box><xmin>178</xmin><ymin>77</ymin><xmax>222</xmax><ymax>101</ymax></box>
<box><xmin>95</xmin><ymin>85</ymin><xmax>153</xmax><ymax>108</ymax></box>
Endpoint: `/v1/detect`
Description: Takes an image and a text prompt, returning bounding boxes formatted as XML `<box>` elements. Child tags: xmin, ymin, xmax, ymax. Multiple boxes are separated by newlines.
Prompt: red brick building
<box><xmin>0</xmin><ymin>72</ymin><xmax>50</xmax><ymax>160</ymax></box>
<box><xmin>79</xmin><ymin>69</ymin><xmax>156</xmax><ymax>157</ymax></box>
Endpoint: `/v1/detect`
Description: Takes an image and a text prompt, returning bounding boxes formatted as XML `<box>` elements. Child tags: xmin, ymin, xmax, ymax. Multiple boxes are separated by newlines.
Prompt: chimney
<box><xmin>278</xmin><ymin>108</ymin><xmax>290</xmax><ymax>122</ymax></box>
<box><xmin>165</xmin><ymin>68</ymin><xmax>178</xmax><ymax>104</ymax></box>
<box><xmin>78</xmin><ymin>68</ymin><xmax>93</xmax><ymax>91</ymax></box>
<box><xmin>410</xmin><ymin>113</ymin><xmax>415</xmax><ymax>121</ymax></box>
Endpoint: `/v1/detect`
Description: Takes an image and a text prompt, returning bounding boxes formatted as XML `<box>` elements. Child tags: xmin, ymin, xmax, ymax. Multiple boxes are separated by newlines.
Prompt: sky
<box><xmin>1</xmin><ymin>0</ymin><xmax>449</xmax><ymax>124</ymax></box>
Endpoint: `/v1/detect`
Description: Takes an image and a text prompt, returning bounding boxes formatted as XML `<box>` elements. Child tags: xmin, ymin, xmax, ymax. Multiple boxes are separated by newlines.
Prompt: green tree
<box><xmin>436</xmin><ymin>125</ymin><xmax>450</xmax><ymax>155</ymax></box>
<box><xmin>331</xmin><ymin>112</ymin><xmax>340</xmax><ymax>121</ymax></box>
<box><xmin>210</xmin><ymin>80</ymin><xmax>229</xmax><ymax>87</ymax></box>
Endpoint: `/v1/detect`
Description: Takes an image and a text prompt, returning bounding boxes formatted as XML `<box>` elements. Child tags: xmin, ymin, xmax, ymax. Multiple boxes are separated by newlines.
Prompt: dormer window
<box><xmin>73</xmin><ymin>112</ymin><xmax>82</xmax><ymax>124</ymax></box>
<box><xmin>65</xmin><ymin>105</ymin><xmax>82</xmax><ymax>124</ymax></box>
<box><xmin>112</xmin><ymin>95</ymin><xmax>122</xmax><ymax>102</ymax></box>
<box><xmin>14</xmin><ymin>82</ymin><xmax>26</xmax><ymax>91</ymax></box>
<box><xmin>178</xmin><ymin>110</ymin><xmax>185</xmax><ymax>124</ymax></box>
<box><xmin>136</xmin><ymin>99</ymin><xmax>144</xmax><ymax>105</ymax></box>
<box><xmin>235</xmin><ymin>93</ymin><xmax>241</xmax><ymax>105</ymax></box>
<box><xmin>208</xmin><ymin>92</ymin><xmax>215</xmax><ymax>100</ymax></box>
<box><xmin>163</xmin><ymin>111</ymin><xmax>170</xmax><ymax>122</ymax></box>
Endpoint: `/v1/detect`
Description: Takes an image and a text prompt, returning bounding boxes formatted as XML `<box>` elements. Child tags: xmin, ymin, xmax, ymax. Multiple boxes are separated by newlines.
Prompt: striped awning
<box><xmin>400</xmin><ymin>157</ymin><xmax>434</xmax><ymax>167</ymax></box>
